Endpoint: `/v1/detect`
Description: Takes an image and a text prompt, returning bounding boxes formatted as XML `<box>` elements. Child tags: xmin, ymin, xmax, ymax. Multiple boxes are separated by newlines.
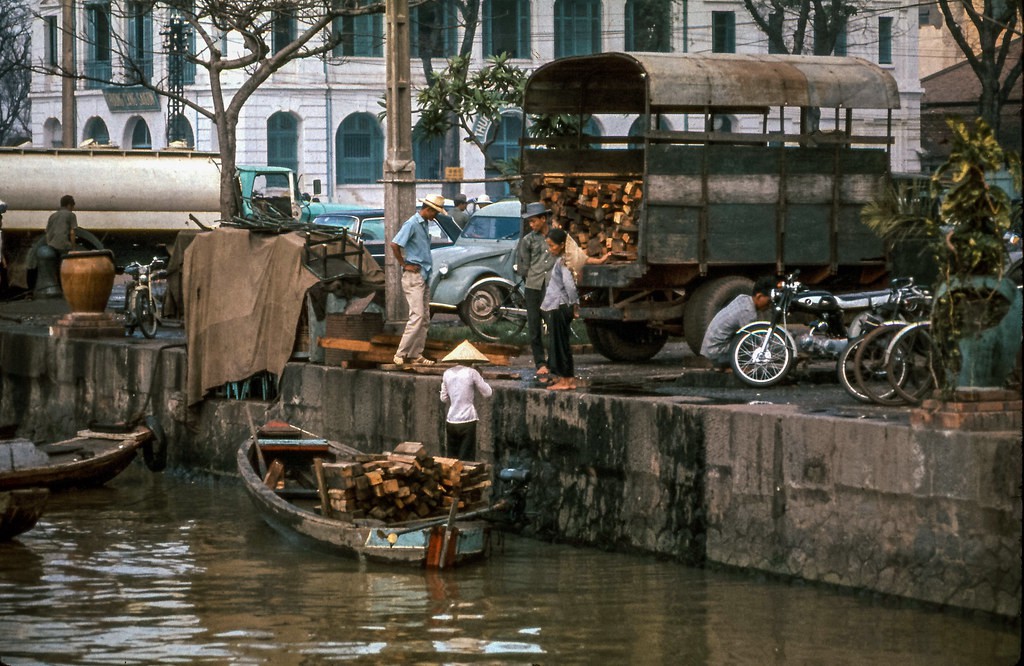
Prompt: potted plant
<box><xmin>864</xmin><ymin>117</ymin><xmax>1022</xmax><ymax>394</ymax></box>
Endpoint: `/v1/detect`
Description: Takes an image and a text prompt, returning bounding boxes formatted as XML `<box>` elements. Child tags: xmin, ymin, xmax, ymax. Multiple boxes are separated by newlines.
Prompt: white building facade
<box><xmin>29</xmin><ymin>0</ymin><xmax>922</xmax><ymax>208</ymax></box>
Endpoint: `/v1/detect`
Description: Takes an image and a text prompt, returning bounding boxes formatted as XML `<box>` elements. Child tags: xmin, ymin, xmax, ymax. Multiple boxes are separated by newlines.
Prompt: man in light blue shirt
<box><xmin>390</xmin><ymin>194</ymin><xmax>445</xmax><ymax>365</ymax></box>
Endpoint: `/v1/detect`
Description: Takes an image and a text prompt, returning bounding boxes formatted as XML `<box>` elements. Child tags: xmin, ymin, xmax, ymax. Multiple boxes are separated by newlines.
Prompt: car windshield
<box><xmin>459</xmin><ymin>212</ymin><xmax>520</xmax><ymax>241</ymax></box>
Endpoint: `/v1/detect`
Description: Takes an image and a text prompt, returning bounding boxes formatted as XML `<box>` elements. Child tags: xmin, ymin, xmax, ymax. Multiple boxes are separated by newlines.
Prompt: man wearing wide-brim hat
<box><xmin>439</xmin><ymin>340</ymin><xmax>493</xmax><ymax>460</ymax></box>
<box><xmin>390</xmin><ymin>194</ymin><xmax>446</xmax><ymax>366</ymax></box>
<box><xmin>515</xmin><ymin>201</ymin><xmax>556</xmax><ymax>382</ymax></box>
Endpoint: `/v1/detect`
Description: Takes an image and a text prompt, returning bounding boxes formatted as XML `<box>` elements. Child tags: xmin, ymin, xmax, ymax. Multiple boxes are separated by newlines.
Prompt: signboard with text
<box><xmin>103</xmin><ymin>87</ymin><xmax>162</xmax><ymax>112</ymax></box>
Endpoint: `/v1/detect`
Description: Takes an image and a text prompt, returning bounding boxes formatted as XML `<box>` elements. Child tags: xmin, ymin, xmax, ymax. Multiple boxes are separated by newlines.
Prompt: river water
<box><xmin>1</xmin><ymin>464</ymin><xmax>1018</xmax><ymax>665</ymax></box>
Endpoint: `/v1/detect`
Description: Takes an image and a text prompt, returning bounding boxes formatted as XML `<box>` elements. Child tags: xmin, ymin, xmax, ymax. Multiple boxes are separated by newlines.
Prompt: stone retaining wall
<box><xmin>1</xmin><ymin>329</ymin><xmax>1019</xmax><ymax>617</ymax></box>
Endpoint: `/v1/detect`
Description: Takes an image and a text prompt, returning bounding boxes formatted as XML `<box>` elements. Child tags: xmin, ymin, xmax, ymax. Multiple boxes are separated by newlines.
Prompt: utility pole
<box><xmin>383</xmin><ymin>0</ymin><xmax>416</xmax><ymax>327</ymax></box>
<box><xmin>61</xmin><ymin>0</ymin><xmax>76</xmax><ymax>147</ymax></box>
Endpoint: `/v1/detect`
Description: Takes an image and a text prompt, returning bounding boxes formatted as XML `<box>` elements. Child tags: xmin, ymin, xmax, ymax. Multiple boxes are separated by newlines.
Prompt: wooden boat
<box><xmin>0</xmin><ymin>427</ymin><xmax>153</xmax><ymax>491</ymax></box>
<box><xmin>0</xmin><ymin>488</ymin><xmax>50</xmax><ymax>541</ymax></box>
<box><xmin>237</xmin><ymin>429</ymin><xmax>494</xmax><ymax>567</ymax></box>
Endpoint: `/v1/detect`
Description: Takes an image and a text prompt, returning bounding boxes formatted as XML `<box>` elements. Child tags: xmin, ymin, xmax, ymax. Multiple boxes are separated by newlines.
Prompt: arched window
<box><xmin>413</xmin><ymin>122</ymin><xmax>444</xmax><ymax>181</ymax></box>
<box><xmin>554</xmin><ymin>0</ymin><xmax>601</xmax><ymax>57</ymax></box>
<box><xmin>167</xmin><ymin>114</ymin><xmax>194</xmax><ymax>147</ymax></box>
<box><xmin>484</xmin><ymin>113</ymin><xmax>522</xmax><ymax>200</ymax></box>
<box><xmin>83</xmin><ymin>117</ymin><xmax>110</xmax><ymax>145</ymax></box>
<box><xmin>628</xmin><ymin>115</ymin><xmax>671</xmax><ymax>149</ymax></box>
<box><xmin>335</xmin><ymin>113</ymin><xmax>383</xmax><ymax>185</ymax></box>
<box><xmin>128</xmin><ymin>117</ymin><xmax>152</xmax><ymax>148</ymax></box>
<box><xmin>625</xmin><ymin>0</ymin><xmax>671</xmax><ymax>52</ymax></box>
<box><xmin>44</xmin><ymin>117</ymin><xmax>62</xmax><ymax>148</ymax></box>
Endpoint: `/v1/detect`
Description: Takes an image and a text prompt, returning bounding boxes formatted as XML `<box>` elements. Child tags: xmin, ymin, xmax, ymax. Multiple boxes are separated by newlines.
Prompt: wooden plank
<box><xmin>263</xmin><ymin>459</ymin><xmax>285</xmax><ymax>490</ymax></box>
<box><xmin>313</xmin><ymin>458</ymin><xmax>332</xmax><ymax>518</ymax></box>
<box><xmin>317</xmin><ymin>337</ymin><xmax>375</xmax><ymax>352</ymax></box>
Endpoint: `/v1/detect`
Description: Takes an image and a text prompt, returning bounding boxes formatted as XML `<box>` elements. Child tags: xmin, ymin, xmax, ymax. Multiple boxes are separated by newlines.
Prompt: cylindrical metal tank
<box><xmin>0</xmin><ymin>147</ymin><xmax>222</xmax><ymax>232</ymax></box>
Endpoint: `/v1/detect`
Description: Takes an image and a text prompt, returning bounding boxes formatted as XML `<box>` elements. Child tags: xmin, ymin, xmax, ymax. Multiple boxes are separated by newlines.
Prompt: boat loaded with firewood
<box><xmin>0</xmin><ymin>427</ymin><xmax>153</xmax><ymax>491</ymax></box>
<box><xmin>237</xmin><ymin>421</ymin><xmax>498</xmax><ymax>567</ymax></box>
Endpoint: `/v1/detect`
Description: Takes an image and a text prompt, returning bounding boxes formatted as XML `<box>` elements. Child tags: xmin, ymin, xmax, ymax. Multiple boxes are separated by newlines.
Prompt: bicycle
<box><xmin>123</xmin><ymin>256</ymin><xmax>167</xmax><ymax>338</ymax></box>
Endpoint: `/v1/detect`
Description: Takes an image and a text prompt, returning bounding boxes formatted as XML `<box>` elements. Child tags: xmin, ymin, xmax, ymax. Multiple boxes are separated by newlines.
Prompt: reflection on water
<box><xmin>1</xmin><ymin>464</ymin><xmax>1019</xmax><ymax>665</ymax></box>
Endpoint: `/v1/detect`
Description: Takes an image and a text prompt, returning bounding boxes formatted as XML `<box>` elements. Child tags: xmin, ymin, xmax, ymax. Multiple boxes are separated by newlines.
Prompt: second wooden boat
<box><xmin>0</xmin><ymin>488</ymin><xmax>50</xmax><ymax>541</ymax></box>
<box><xmin>0</xmin><ymin>428</ymin><xmax>153</xmax><ymax>491</ymax></box>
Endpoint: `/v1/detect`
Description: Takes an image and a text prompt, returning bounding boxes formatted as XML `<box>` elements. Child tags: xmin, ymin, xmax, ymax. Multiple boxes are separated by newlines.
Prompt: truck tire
<box><xmin>683</xmin><ymin>276</ymin><xmax>755</xmax><ymax>355</ymax></box>
<box><xmin>586</xmin><ymin>321</ymin><xmax>668</xmax><ymax>362</ymax></box>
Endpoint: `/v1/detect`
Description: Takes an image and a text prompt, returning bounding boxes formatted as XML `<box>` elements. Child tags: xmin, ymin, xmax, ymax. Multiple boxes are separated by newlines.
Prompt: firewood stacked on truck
<box><xmin>533</xmin><ymin>176</ymin><xmax>642</xmax><ymax>260</ymax></box>
<box><xmin>317</xmin><ymin>441</ymin><xmax>491</xmax><ymax>523</ymax></box>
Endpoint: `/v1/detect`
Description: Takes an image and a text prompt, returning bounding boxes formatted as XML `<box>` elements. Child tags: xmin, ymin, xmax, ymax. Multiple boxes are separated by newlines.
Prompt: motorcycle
<box><xmin>729</xmin><ymin>271</ymin><xmax>931</xmax><ymax>388</ymax></box>
<box><xmin>123</xmin><ymin>256</ymin><xmax>167</xmax><ymax>338</ymax></box>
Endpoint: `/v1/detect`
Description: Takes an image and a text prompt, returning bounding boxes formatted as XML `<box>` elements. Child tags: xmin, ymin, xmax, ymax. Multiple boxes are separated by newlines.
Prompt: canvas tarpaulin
<box><xmin>183</xmin><ymin>228</ymin><xmax>318</xmax><ymax>404</ymax></box>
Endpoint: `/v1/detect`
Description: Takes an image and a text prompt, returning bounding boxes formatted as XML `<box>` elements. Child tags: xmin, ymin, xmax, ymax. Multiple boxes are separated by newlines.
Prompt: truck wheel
<box><xmin>683</xmin><ymin>276</ymin><xmax>755</xmax><ymax>354</ymax></box>
<box><xmin>586</xmin><ymin>321</ymin><xmax>668</xmax><ymax>362</ymax></box>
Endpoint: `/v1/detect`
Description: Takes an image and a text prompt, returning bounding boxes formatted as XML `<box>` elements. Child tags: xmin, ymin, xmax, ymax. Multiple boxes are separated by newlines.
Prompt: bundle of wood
<box><xmin>534</xmin><ymin>176</ymin><xmax>643</xmax><ymax>260</ymax></box>
<box><xmin>317</xmin><ymin>441</ymin><xmax>492</xmax><ymax>523</ymax></box>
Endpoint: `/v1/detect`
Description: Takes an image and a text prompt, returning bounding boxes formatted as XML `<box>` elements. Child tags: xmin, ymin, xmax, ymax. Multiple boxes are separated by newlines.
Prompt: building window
<box><xmin>130</xmin><ymin>118</ymin><xmax>152</xmax><ymax>149</ymax></box>
<box><xmin>411</xmin><ymin>1</ymin><xmax>457</xmax><ymax>59</ymax></box>
<box><xmin>627</xmin><ymin>115</ymin><xmax>670</xmax><ymax>149</ymax></box>
<box><xmin>335</xmin><ymin>113</ymin><xmax>383</xmax><ymax>185</ymax></box>
<box><xmin>168</xmin><ymin>114</ymin><xmax>194</xmax><ymax>147</ymax></box>
<box><xmin>169</xmin><ymin>6</ymin><xmax>197</xmax><ymax>85</ymax></box>
<box><xmin>126</xmin><ymin>2</ymin><xmax>153</xmax><ymax>83</ymax></box>
<box><xmin>712</xmin><ymin>12</ymin><xmax>735</xmax><ymax>53</ymax></box>
<box><xmin>44</xmin><ymin>118</ymin><xmax>63</xmax><ymax>148</ymax></box>
<box><xmin>834</xmin><ymin>25</ymin><xmax>847</xmax><ymax>56</ymax></box>
<box><xmin>555</xmin><ymin>0</ymin><xmax>601</xmax><ymax>57</ymax></box>
<box><xmin>878</xmin><ymin>17</ymin><xmax>893</xmax><ymax>64</ymax></box>
<box><xmin>333</xmin><ymin>2</ymin><xmax>383</xmax><ymax>57</ymax></box>
<box><xmin>45</xmin><ymin>16</ymin><xmax>59</xmax><ymax>68</ymax></box>
<box><xmin>484</xmin><ymin>113</ymin><xmax>522</xmax><ymax>199</ymax></box>
<box><xmin>84</xmin><ymin>117</ymin><xmax>110</xmax><ymax>145</ymax></box>
<box><xmin>625</xmin><ymin>0</ymin><xmax>671</xmax><ymax>52</ymax></box>
<box><xmin>767</xmin><ymin>11</ymin><xmax>784</xmax><ymax>53</ymax></box>
<box><xmin>483</xmin><ymin>0</ymin><xmax>530</xmax><ymax>58</ymax></box>
<box><xmin>413</xmin><ymin>122</ymin><xmax>444</xmax><ymax>181</ymax></box>
<box><xmin>267</xmin><ymin>112</ymin><xmax>298</xmax><ymax>188</ymax></box>
<box><xmin>85</xmin><ymin>2</ymin><xmax>112</xmax><ymax>88</ymax></box>
<box><xmin>272</xmin><ymin>11</ymin><xmax>296</xmax><ymax>55</ymax></box>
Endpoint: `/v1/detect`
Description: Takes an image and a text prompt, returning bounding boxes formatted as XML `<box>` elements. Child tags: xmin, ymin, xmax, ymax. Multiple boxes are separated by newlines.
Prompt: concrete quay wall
<box><xmin>1</xmin><ymin>329</ymin><xmax>1019</xmax><ymax>617</ymax></box>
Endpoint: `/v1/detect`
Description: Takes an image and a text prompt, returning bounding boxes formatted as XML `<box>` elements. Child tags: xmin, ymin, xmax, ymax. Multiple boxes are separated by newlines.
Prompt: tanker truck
<box><xmin>0</xmin><ymin>147</ymin><xmax>350</xmax><ymax>288</ymax></box>
<box><xmin>520</xmin><ymin>52</ymin><xmax>903</xmax><ymax>360</ymax></box>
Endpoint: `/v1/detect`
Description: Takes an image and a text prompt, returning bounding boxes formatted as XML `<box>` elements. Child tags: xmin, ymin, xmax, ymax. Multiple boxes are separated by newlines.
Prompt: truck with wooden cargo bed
<box><xmin>519</xmin><ymin>52</ymin><xmax>904</xmax><ymax>361</ymax></box>
<box><xmin>0</xmin><ymin>147</ymin><xmax>351</xmax><ymax>288</ymax></box>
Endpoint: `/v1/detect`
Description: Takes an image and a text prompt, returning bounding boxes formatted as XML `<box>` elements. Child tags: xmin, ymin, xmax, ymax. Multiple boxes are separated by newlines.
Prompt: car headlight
<box><xmin>438</xmin><ymin>264</ymin><xmax>449</xmax><ymax>277</ymax></box>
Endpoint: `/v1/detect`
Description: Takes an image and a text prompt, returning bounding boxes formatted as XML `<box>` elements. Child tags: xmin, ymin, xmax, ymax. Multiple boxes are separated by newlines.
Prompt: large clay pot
<box><xmin>60</xmin><ymin>250</ymin><xmax>116</xmax><ymax>313</ymax></box>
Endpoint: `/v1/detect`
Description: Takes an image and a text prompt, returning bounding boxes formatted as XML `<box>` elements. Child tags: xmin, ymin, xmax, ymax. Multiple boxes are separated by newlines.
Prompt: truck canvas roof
<box><xmin>524</xmin><ymin>52</ymin><xmax>901</xmax><ymax>115</ymax></box>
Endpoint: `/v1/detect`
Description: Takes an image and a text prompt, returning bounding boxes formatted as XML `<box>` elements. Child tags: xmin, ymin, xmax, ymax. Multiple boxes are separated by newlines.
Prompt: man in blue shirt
<box><xmin>390</xmin><ymin>194</ymin><xmax>445</xmax><ymax>365</ymax></box>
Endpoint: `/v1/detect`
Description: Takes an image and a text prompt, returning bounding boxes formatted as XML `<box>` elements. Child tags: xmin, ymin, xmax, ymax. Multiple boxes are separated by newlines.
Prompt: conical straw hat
<box><xmin>441</xmin><ymin>340</ymin><xmax>489</xmax><ymax>364</ymax></box>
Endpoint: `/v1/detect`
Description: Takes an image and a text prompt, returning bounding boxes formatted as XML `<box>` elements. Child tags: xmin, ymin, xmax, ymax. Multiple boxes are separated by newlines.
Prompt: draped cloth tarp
<box><xmin>183</xmin><ymin>229</ymin><xmax>318</xmax><ymax>404</ymax></box>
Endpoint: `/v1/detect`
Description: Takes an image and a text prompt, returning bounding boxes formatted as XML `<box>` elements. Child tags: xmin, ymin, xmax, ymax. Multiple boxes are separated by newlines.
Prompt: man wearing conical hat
<box><xmin>439</xmin><ymin>340</ymin><xmax>493</xmax><ymax>460</ymax></box>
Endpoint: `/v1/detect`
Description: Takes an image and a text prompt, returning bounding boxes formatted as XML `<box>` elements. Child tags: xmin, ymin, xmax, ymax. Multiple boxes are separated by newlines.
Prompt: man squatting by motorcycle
<box><xmin>700</xmin><ymin>276</ymin><xmax>776</xmax><ymax>371</ymax></box>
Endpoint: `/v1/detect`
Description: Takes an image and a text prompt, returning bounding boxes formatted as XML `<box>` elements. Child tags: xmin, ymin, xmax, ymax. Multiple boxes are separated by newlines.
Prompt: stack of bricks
<box><xmin>532</xmin><ymin>176</ymin><xmax>642</xmax><ymax>260</ymax></box>
<box><xmin>910</xmin><ymin>388</ymin><xmax>1022</xmax><ymax>431</ymax></box>
<box><xmin>317</xmin><ymin>441</ymin><xmax>492</xmax><ymax>523</ymax></box>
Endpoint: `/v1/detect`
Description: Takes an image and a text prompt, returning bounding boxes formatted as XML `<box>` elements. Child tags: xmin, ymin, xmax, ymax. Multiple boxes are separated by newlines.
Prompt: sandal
<box><xmin>547</xmin><ymin>379</ymin><xmax>577</xmax><ymax>391</ymax></box>
<box><xmin>411</xmin><ymin>356</ymin><xmax>435</xmax><ymax>366</ymax></box>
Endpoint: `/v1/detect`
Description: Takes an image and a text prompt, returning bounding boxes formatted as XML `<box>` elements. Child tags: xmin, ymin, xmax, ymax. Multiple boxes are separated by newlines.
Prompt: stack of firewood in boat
<box><xmin>532</xmin><ymin>176</ymin><xmax>642</xmax><ymax>260</ymax></box>
<box><xmin>317</xmin><ymin>441</ymin><xmax>491</xmax><ymax>523</ymax></box>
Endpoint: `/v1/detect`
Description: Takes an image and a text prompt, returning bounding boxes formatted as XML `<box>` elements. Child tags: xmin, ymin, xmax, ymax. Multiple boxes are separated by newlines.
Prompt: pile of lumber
<box><xmin>318</xmin><ymin>333</ymin><xmax>519</xmax><ymax>369</ymax></box>
<box><xmin>533</xmin><ymin>176</ymin><xmax>642</xmax><ymax>260</ymax></box>
<box><xmin>316</xmin><ymin>441</ymin><xmax>492</xmax><ymax>523</ymax></box>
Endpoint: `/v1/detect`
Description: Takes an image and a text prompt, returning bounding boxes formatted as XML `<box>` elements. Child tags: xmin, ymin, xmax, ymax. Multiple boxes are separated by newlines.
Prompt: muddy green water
<box><xmin>1</xmin><ymin>464</ymin><xmax>1018</xmax><ymax>665</ymax></box>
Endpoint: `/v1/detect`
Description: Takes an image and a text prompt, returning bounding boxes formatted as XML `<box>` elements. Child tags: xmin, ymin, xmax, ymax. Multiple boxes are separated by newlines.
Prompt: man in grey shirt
<box><xmin>700</xmin><ymin>277</ymin><xmax>775</xmax><ymax>369</ymax></box>
<box><xmin>515</xmin><ymin>202</ymin><xmax>556</xmax><ymax>378</ymax></box>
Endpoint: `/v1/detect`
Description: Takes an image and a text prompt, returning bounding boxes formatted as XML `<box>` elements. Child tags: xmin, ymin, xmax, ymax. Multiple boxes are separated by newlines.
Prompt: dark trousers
<box><xmin>546</xmin><ymin>304</ymin><xmax>574</xmax><ymax>379</ymax></box>
<box><xmin>446</xmin><ymin>420</ymin><xmax>477</xmax><ymax>460</ymax></box>
<box><xmin>525</xmin><ymin>287</ymin><xmax>548</xmax><ymax>369</ymax></box>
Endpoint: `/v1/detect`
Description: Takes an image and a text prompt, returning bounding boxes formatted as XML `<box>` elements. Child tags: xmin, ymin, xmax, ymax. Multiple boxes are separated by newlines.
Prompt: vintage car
<box><xmin>312</xmin><ymin>208</ymin><xmax>461</xmax><ymax>266</ymax></box>
<box><xmin>428</xmin><ymin>199</ymin><xmax>522</xmax><ymax>326</ymax></box>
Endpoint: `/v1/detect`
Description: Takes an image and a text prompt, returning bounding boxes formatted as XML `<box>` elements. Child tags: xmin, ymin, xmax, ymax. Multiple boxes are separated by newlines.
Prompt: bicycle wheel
<box><xmin>885</xmin><ymin>321</ymin><xmax>936</xmax><ymax>405</ymax></box>
<box><xmin>137</xmin><ymin>293</ymin><xmax>158</xmax><ymax>339</ymax></box>
<box><xmin>464</xmin><ymin>284</ymin><xmax>527</xmax><ymax>343</ymax></box>
<box><xmin>852</xmin><ymin>323</ymin><xmax>906</xmax><ymax>405</ymax></box>
<box><xmin>730</xmin><ymin>324</ymin><xmax>794</xmax><ymax>387</ymax></box>
<box><xmin>837</xmin><ymin>336</ymin><xmax>873</xmax><ymax>403</ymax></box>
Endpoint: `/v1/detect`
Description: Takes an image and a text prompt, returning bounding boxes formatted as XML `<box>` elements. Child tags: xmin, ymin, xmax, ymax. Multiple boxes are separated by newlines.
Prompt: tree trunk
<box><xmin>217</xmin><ymin>116</ymin><xmax>239</xmax><ymax>222</ymax></box>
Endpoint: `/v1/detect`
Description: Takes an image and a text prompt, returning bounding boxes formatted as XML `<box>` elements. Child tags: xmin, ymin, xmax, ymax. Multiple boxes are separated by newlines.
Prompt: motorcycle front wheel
<box><xmin>730</xmin><ymin>324</ymin><xmax>794</xmax><ymax>387</ymax></box>
<box><xmin>137</xmin><ymin>293</ymin><xmax>158</xmax><ymax>339</ymax></box>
